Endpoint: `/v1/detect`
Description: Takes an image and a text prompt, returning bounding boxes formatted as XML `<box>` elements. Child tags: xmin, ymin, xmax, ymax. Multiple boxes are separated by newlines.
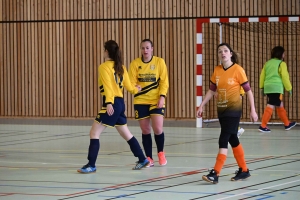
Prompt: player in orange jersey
<box><xmin>197</xmin><ymin>43</ymin><xmax>258</xmax><ymax>184</ymax></box>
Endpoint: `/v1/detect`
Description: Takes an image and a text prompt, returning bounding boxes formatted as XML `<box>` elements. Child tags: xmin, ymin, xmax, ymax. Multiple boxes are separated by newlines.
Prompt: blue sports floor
<box><xmin>0</xmin><ymin>120</ymin><xmax>299</xmax><ymax>200</ymax></box>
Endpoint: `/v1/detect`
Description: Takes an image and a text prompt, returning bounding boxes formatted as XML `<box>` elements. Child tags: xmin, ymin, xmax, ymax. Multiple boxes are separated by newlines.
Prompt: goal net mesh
<box><xmin>202</xmin><ymin>21</ymin><xmax>300</xmax><ymax>123</ymax></box>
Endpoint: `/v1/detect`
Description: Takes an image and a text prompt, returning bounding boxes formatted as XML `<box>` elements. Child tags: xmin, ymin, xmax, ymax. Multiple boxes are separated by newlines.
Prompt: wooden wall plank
<box><xmin>79</xmin><ymin>21</ymin><xmax>85</xmax><ymax>116</ymax></box>
<box><xmin>91</xmin><ymin>21</ymin><xmax>98</xmax><ymax>117</ymax></box>
<box><xmin>189</xmin><ymin>19</ymin><xmax>195</xmax><ymax>118</ymax></box>
<box><xmin>295</xmin><ymin>0</ymin><xmax>299</xmax><ymax>15</ymax></box>
<box><xmin>48</xmin><ymin>22</ymin><xmax>54</xmax><ymax>116</ymax></box>
<box><xmin>0</xmin><ymin>22</ymin><xmax>3</xmax><ymax>115</ymax></box>
<box><xmin>53</xmin><ymin>22</ymin><xmax>58</xmax><ymax>116</ymax></box>
<box><xmin>10</xmin><ymin>23</ymin><xmax>15</xmax><ymax>115</ymax></box>
<box><xmin>87</xmin><ymin>22</ymin><xmax>93</xmax><ymax>117</ymax></box>
<box><xmin>6</xmin><ymin>24</ymin><xmax>11</xmax><ymax>116</ymax></box>
<box><xmin>2</xmin><ymin>24</ymin><xmax>8</xmax><ymax>115</ymax></box>
<box><xmin>15</xmin><ymin>23</ymin><xmax>21</xmax><ymax>116</ymax></box>
<box><xmin>175</xmin><ymin>19</ymin><xmax>180</xmax><ymax>117</ymax></box>
<box><xmin>0</xmin><ymin>0</ymin><xmax>2</xmax><ymax>21</ymax></box>
<box><xmin>37</xmin><ymin>22</ymin><xmax>43</xmax><ymax>116</ymax></box>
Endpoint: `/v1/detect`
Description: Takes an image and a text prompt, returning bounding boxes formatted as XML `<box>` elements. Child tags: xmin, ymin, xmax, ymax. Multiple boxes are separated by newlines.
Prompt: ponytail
<box><xmin>104</xmin><ymin>40</ymin><xmax>124</xmax><ymax>76</ymax></box>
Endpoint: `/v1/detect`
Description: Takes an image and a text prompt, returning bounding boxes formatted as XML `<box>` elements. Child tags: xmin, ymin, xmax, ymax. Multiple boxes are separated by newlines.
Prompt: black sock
<box><xmin>142</xmin><ymin>134</ymin><xmax>152</xmax><ymax>159</ymax></box>
<box><xmin>87</xmin><ymin>139</ymin><xmax>100</xmax><ymax>167</ymax></box>
<box><xmin>127</xmin><ymin>136</ymin><xmax>146</xmax><ymax>162</ymax></box>
<box><xmin>154</xmin><ymin>132</ymin><xmax>165</xmax><ymax>153</ymax></box>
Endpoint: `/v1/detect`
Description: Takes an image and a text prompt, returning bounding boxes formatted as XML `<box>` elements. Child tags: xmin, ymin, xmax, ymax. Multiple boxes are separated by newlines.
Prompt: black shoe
<box><xmin>285</xmin><ymin>122</ymin><xmax>296</xmax><ymax>131</ymax></box>
<box><xmin>202</xmin><ymin>169</ymin><xmax>218</xmax><ymax>184</ymax></box>
<box><xmin>231</xmin><ymin>168</ymin><xmax>251</xmax><ymax>181</ymax></box>
<box><xmin>258</xmin><ymin>126</ymin><xmax>271</xmax><ymax>133</ymax></box>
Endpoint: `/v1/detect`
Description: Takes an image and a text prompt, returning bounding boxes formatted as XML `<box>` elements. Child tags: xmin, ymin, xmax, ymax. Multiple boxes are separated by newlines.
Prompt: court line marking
<box><xmin>216</xmin><ymin>179</ymin><xmax>300</xmax><ymax>200</ymax></box>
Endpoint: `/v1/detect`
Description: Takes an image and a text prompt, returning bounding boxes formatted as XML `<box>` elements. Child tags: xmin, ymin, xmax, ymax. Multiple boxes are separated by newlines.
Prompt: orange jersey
<box><xmin>210</xmin><ymin>63</ymin><xmax>248</xmax><ymax>117</ymax></box>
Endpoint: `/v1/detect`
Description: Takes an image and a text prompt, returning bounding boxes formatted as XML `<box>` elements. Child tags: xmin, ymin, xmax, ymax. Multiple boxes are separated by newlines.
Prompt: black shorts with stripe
<box><xmin>134</xmin><ymin>104</ymin><xmax>165</xmax><ymax>120</ymax></box>
<box><xmin>95</xmin><ymin>97</ymin><xmax>127</xmax><ymax>127</ymax></box>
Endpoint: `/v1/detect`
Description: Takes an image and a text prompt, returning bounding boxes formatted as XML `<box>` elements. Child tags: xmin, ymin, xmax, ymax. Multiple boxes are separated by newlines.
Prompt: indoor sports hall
<box><xmin>1</xmin><ymin>0</ymin><xmax>299</xmax><ymax>200</ymax></box>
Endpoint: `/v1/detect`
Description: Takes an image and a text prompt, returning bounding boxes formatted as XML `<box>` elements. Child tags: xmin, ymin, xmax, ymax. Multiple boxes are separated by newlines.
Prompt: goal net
<box><xmin>200</xmin><ymin>20</ymin><xmax>300</xmax><ymax>126</ymax></box>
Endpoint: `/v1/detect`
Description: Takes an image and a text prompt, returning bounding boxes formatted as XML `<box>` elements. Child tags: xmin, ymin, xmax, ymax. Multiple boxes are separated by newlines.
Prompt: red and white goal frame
<box><xmin>196</xmin><ymin>16</ymin><xmax>300</xmax><ymax>127</ymax></box>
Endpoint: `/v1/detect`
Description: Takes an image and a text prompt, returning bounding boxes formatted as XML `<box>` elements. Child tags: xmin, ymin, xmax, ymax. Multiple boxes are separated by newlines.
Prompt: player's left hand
<box><xmin>196</xmin><ymin>106</ymin><xmax>203</xmax><ymax>118</ymax></box>
<box><xmin>250</xmin><ymin>110</ymin><xmax>258</xmax><ymax>122</ymax></box>
<box><xmin>136</xmin><ymin>85</ymin><xmax>142</xmax><ymax>92</ymax></box>
<box><xmin>106</xmin><ymin>104</ymin><xmax>114</xmax><ymax>116</ymax></box>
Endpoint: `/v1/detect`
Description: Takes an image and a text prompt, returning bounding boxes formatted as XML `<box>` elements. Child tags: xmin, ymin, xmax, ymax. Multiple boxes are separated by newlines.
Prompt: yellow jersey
<box><xmin>129</xmin><ymin>56</ymin><xmax>169</xmax><ymax>105</ymax></box>
<box><xmin>98</xmin><ymin>61</ymin><xmax>138</xmax><ymax>104</ymax></box>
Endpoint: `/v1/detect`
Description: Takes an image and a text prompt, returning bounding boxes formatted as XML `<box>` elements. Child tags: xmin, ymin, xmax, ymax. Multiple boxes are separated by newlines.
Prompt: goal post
<box><xmin>196</xmin><ymin>16</ymin><xmax>300</xmax><ymax>128</ymax></box>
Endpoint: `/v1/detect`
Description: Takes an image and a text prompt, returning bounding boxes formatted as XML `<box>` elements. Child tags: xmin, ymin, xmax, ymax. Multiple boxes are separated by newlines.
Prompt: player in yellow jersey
<box><xmin>78</xmin><ymin>40</ymin><xmax>149</xmax><ymax>173</ymax></box>
<box><xmin>129</xmin><ymin>39</ymin><xmax>169</xmax><ymax>167</ymax></box>
<box><xmin>197</xmin><ymin>43</ymin><xmax>258</xmax><ymax>184</ymax></box>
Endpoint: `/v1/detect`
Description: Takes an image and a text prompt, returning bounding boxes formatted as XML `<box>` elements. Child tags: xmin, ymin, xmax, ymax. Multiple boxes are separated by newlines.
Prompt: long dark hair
<box><xmin>104</xmin><ymin>40</ymin><xmax>124</xmax><ymax>76</ymax></box>
<box><xmin>271</xmin><ymin>46</ymin><xmax>285</xmax><ymax>59</ymax></box>
<box><xmin>218</xmin><ymin>43</ymin><xmax>239</xmax><ymax>64</ymax></box>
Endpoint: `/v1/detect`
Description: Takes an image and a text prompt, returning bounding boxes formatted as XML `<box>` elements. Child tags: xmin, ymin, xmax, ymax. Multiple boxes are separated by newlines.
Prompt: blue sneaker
<box><xmin>77</xmin><ymin>164</ymin><xmax>96</xmax><ymax>173</ymax></box>
<box><xmin>285</xmin><ymin>122</ymin><xmax>296</xmax><ymax>131</ymax></box>
<box><xmin>258</xmin><ymin>126</ymin><xmax>271</xmax><ymax>133</ymax></box>
<box><xmin>132</xmin><ymin>159</ymin><xmax>149</xmax><ymax>170</ymax></box>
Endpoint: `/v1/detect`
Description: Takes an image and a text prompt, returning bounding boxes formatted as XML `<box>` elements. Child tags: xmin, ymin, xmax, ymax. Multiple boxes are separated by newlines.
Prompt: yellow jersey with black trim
<box><xmin>129</xmin><ymin>56</ymin><xmax>169</xmax><ymax>105</ymax></box>
<box><xmin>98</xmin><ymin>60</ymin><xmax>138</xmax><ymax>104</ymax></box>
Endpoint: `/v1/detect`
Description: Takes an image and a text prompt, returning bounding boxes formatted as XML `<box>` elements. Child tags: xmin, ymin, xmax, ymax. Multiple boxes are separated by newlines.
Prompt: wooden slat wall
<box><xmin>0</xmin><ymin>19</ymin><xmax>196</xmax><ymax>119</ymax></box>
<box><xmin>1</xmin><ymin>0</ymin><xmax>299</xmax><ymax>21</ymax></box>
<box><xmin>0</xmin><ymin>0</ymin><xmax>299</xmax><ymax>120</ymax></box>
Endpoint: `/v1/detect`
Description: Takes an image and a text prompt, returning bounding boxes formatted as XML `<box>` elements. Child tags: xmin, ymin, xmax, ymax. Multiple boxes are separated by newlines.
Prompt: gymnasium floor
<box><xmin>0</xmin><ymin>120</ymin><xmax>299</xmax><ymax>200</ymax></box>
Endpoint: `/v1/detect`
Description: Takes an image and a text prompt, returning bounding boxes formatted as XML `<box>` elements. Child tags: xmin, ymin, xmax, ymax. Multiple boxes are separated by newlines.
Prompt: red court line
<box><xmin>67</xmin><ymin>189</ymin><xmax>99</xmax><ymax>196</ymax></box>
<box><xmin>0</xmin><ymin>189</ymin><xmax>98</xmax><ymax>197</ymax></box>
<box><xmin>0</xmin><ymin>193</ymin><xmax>14</xmax><ymax>197</ymax></box>
<box><xmin>104</xmin><ymin>168</ymin><xmax>207</xmax><ymax>189</ymax></box>
<box><xmin>104</xmin><ymin>155</ymin><xmax>275</xmax><ymax>190</ymax></box>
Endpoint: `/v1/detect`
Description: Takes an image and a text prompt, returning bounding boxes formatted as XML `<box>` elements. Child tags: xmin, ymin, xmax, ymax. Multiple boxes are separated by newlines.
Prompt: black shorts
<box><xmin>134</xmin><ymin>104</ymin><xmax>165</xmax><ymax>120</ymax></box>
<box><xmin>266</xmin><ymin>93</ymin><xmax>282</xmax><ymax>107</ymax></box>
<box><xmin>95</xmin><ymin>97</ymin><xmax>127</xmax><ymax>127</ymax></box>
<box><xmin>218</xmin><ymin>117</ymin><xmax>240</xmax><ymax>148</ymax></box>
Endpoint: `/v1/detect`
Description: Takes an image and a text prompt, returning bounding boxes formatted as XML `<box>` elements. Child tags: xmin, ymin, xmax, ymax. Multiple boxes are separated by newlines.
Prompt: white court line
<box><xmin>216</xmin><ymin>179</ymin><xmax>300</xmax><ymax>200</ymax></box>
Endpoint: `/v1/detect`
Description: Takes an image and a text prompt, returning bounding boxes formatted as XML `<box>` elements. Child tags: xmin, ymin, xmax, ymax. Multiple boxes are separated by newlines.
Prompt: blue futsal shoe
<box><xmin>77</xmin><ymin>164</ymin><xmax>96</xmax><ymax>173</ymax></box>
<box><xmin>132</xmin><ymin>159</ymin><xmax>149</xmax><ymax>170</ymax></box>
